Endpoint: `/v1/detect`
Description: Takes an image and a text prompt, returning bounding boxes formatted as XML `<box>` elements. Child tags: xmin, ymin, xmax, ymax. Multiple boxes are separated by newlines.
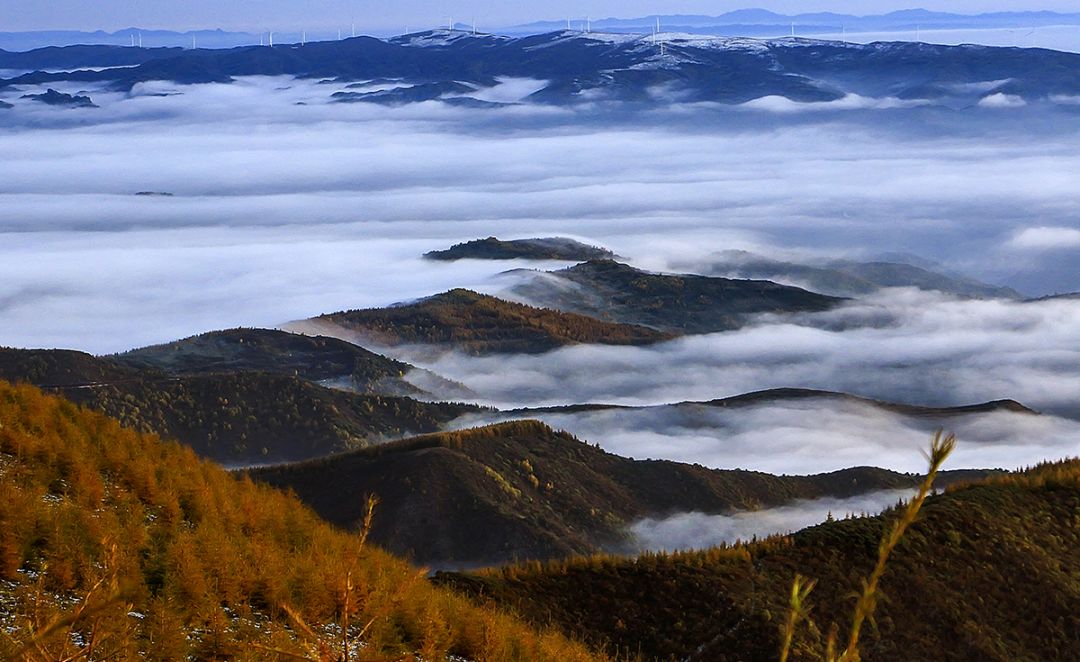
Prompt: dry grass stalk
<box><xmin>3</xmin><ymin>542</ymin><xmax>134</xmax><ymax>662</ymax></box>
<box><xmin>779</xmin><ymin>431</ymin><xmax>957</xmax><ymax>662</ymax></box>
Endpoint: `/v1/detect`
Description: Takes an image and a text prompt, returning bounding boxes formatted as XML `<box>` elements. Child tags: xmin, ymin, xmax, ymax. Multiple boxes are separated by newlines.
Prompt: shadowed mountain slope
<box><xmin>63</xmin><ymin>373</ymin><xmax>480</xmax><ymax>466</ymax></box>
<box><xmin>0</xmin><ymin>348</ymin><xmax>479</xmax><ymax>465</ymax></box>
<box><xmin>114</xmin><ymin>327</ymin><xmax>426</xmax><ymax>396</ymax></box>
<box><xmin>0</xmin><ymin>347</ymin><xmax>144</xmax><ymax>386</ymax></box>
<box><xmin>248</xmin><ymin>420</ymin><xmax>980</xmax><ymax>567</ymax></box>
<box><xmin>506</xmin><ymin>260</ymin><xmax>843</xmax><ymax>334</ymax></box>
<box><xmin>439</xmin><ymin>459</ymin><xmax>1080</xmax><ymax>661</ymax></box>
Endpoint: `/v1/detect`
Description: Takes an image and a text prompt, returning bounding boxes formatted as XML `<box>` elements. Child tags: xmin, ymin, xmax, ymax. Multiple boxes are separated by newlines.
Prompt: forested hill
<box><xmin>0</xmin><ymin>380</ymin><xmax>603</xmax><ymax>660</ymax></box>
<box><xmin>314</xmin><ymin>288</ymin><xmax>675</xmax><ymax>355</ymax></box>
<box><xmin>248</xmin><ymin>420</ymin><xmax>983</xmax><ymax>566</ymax></box>
<box><xmin>0</xmin><ymin>347</ymin><xmax>480</xmax><ymax>465</ymax></box>
<box><xmin>439</xmin><ymin>460</ymin><xmax>1080</xmax><ymax>660</ymax></box>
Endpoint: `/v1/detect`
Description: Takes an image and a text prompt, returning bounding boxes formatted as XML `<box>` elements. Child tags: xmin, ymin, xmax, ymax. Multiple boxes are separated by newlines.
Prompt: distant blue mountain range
<box><xmin>5</xmin><ymin>10</ymin><xmax>1080</xmax><ymax>53</ymax></box>
<box><xmin>4</xmin><ymin>29</ymin><xmax>1080</xmax><ymax>110</ymax></box>
<box><xmin>0</xmin><ymin>29</ymin><xmax>269</xmax><ymax>52</ymax></box>
<box><xmin>508</xmin><ymin>9</ymin><xmax>1080</xmax><ymax>36</ymax></box>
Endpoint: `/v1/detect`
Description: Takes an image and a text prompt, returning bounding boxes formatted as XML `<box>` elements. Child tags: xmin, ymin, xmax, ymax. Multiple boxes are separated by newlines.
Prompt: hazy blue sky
<box><xmin>2</xmin><ymin>2</ymin><xmax>1076</xmax><ymax>32</ymax></box>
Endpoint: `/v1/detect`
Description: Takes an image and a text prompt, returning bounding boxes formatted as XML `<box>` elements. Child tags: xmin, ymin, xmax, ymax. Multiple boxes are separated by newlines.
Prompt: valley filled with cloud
<box><xmin>3</xmin><ymin>77</ymin><xmax>1079</xmax><ymax>483</ymax></box>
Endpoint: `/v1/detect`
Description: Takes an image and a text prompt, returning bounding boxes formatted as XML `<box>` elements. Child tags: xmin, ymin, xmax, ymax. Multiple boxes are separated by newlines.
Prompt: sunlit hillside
<box><xmin>0</xmin><ymin>381</ymin><xmax>602</xmax><ymax>661</ymax></box>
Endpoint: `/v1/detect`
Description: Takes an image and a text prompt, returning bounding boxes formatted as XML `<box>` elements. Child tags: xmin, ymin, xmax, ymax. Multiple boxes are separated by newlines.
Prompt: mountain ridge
<box><xmin>0</xmin><ymin>346</ymin><xmax>480</xmax><ymax>465</ymax></box>
<box><xmin>248</xmin><ymin>420</ymin><xmax>994</xmax><ymax>567</ymax></box>
<box><xmin>504</xmin><ymin>259</ymin><xmax>843</xmax><ymax>334</ymax></box>
<box><xmin>312</xmin><ymin>287</ymin><xmax>676</xmax><ymax>355</ymax></box>
<box><xmin>437</xmin><ymin>458</ymin><xmax>1080</xmax><ymax>660</ymax></box>
<box><xmin>504</xmin><ymin>387</ymin><xmax>1038</xmax><ymax>418</ymax></box>
<box><xmin>6</xmin><ymin>32</ymin><xmax>1080</xmax><ymax>107</ymax></box>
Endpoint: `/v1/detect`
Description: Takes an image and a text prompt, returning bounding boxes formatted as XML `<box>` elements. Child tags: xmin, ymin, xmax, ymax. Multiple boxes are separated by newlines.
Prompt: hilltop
<box><xmin>114</xmin><ymin>327</ymin><xmax>427</xmax><ymax>396</ymax></box>
<box><xmin>248</xmin><ymin>420</ymin><xmax>974</xmax><ymax>567</ymax></box>
<box><xmin>513</xmin><ymin>388</ymin><xmax>1037</xmax><ymax>418</ymax></box>
<box><xmin>439</xmin><ymin>459</ymin><xmax>1080</xmax><ymax>660</ymax></box>
<box><xmin>20</xmin><ymin>88</ymin><xmax>96</xmax><ymax>107</ymax></box>
<box><xmin>0</xmin><ymin>380</ymin><xmax>601</xmax><ymax>660</ymax></box>
<box><xmin>424</xmin><ymin>237</ymin><xmax>615</xmax><ymax>262</ymax></box>
<box><xmin>0</xmin><ymin>347</ymin><xmax>145</xmax><ymax>386</ymax></box>
<box><xmin>506</xmin><ymin>260</ymin><xmax>843</xmax><ymax>334</ymax></box>
<box><xmin>313</xmin><ymin>288</ymin><xmax>675</xmax><ymax>355</ymax></box>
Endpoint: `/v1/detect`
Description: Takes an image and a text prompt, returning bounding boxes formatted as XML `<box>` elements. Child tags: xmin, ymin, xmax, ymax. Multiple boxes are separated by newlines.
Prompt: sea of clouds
<box><xmin>2</xmin><ymin>75</ymin><xmax>1079</xmax><ymax>484</ymax></box>
<box><xmin>1</xmin><ymin>78</ymin><xmax>1078</xmax><ymax>352</ymax></box>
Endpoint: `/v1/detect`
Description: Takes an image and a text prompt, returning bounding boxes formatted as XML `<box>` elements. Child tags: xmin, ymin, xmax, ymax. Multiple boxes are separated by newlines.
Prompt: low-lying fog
<box><xmin>448</xmin><ymin>397</ymin><xmax>1080</xmax><ymax>474</ymax></box>
<box><xmin>626</xmin><ymin>489</ymin><xmax>915</xmax><ymax>553</ymax></box>
<box><xmin>2</xmin><ymin>75</ymin><xmax>1079</xmax><ymax>475</ymax></box>
<box><xmin>425</xmin><ymin>289</ymin><xmax>1080</xmax><ymax>414</ymax></box>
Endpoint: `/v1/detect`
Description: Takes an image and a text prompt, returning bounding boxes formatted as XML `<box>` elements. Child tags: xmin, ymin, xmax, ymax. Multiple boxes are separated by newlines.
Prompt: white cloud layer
<box><xmin>627</xmin><ymin>489</ymin><xmax>915</xmax><ymax>553</ymax></box>
<box><xmin>425</xmin><ymin>289</ymin><xmax>1080</xmax><ymax>412</ymax></box>
<box><xmin>2</xmin><ymin>78</ymin><xmax>1079</xmax><ymax>355</ymax></box>
<box><xmin>0</xmin><ymin>76</ymin><xmax>1076</xmax><ymax>478</ymax></box>
<box><xmin>1008</xmin><ymin>226</ymin><xmax>1080</xmax><ymax>250</ymax></box>
<box><xmin>449</xmin><ymin>395</ymin><xmax>1080</xmax><ymax>474</ymax></box>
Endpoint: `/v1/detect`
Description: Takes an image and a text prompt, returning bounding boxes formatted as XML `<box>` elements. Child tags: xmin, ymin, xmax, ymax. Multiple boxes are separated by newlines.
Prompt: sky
<box><xmin>3</xmin><ymin>2</ymin><xmax>1079</xmax><ymax>32</ymax></box>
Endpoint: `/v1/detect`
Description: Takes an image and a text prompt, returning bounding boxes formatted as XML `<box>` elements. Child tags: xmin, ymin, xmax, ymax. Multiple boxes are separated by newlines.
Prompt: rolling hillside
<box><xmin>248</xmin><ymin>421</ymin><xmax>978</xmax><ymax>567</ymax></box>
<box><xmin>114</xmin><ymin>327</ymin><xmax>427</xmax><ymax>396</ymax></box>
<box><xmin>0</xmin><ymin>348</ymin><xmax>479</xmax><ymax>465</ymax></box>
<box><xmin>0</xmin><ymin>347</ymin><xmax>144</xmax><ymax>387</ymax></box>
<box><xmin>439</xmin><ymin>460</ymin><xmax>1080</xmax><ymax>660</ymax></box>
